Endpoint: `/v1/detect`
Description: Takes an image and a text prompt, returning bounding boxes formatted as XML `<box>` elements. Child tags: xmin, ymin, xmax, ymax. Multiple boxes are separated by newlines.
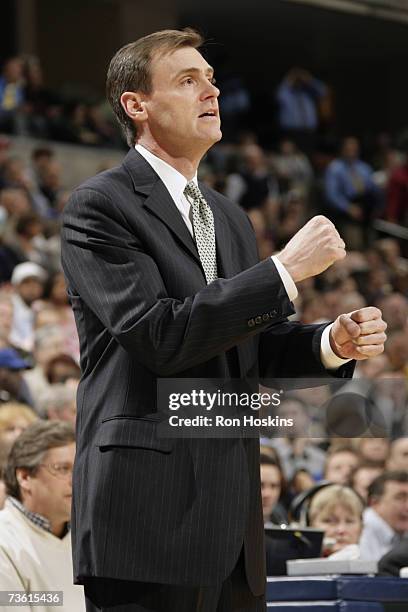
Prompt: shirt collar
<box><xmin>8</xmin><ymin>496</ymin><xmax>51</xmax><ymax>533</ymax></box>
<box><xmin>135</xmin><ymin>144</ymin><xmax>197</xmax><ymax>202</ymax></box>
<box><xmin>364</xmin><ymin>507</ymin><xmax>398</xmax><ymax>545</ymax></box>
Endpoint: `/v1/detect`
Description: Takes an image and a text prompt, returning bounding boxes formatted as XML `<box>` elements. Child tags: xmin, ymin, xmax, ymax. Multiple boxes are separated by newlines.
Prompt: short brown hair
<box><xmin>106</xmin><ymin>28</ymin><xmax>203</xmax><ymax>146</ymax></box>
<box><xmin>4</xmin><ymin>420</ymin><xmax>75</xmax><ymax>501</ymax></box>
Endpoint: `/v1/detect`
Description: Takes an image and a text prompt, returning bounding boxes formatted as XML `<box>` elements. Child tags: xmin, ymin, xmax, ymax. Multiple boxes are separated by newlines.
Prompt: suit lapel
<box><xmin>123</xmin><ymin>148</ymin><xmax>201</xmax><ymax>267</ymax></box>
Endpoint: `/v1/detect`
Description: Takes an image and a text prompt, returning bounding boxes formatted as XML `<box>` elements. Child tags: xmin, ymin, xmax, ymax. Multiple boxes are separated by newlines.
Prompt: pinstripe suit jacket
<box><xmin>61</xmin><ymin>148</ymin><xmax>353</xmax><ymax>593</ymax></box>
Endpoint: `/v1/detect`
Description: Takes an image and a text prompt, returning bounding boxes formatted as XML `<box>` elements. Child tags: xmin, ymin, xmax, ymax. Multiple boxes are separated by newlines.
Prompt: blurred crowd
<box><xmin>0</xmin><ymin>55</ymin><xmax>408</xmax><ymax>597</ymax></box>
<box><xmin>0</xmin><ymin>55</ymin><xmax>122</xmax><ymax>148</ymax></box>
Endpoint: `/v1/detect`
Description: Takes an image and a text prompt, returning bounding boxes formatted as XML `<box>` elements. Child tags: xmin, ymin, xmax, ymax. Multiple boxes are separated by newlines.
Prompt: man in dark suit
<box><xmin>61</xmin><ymin>28</ymin><xmax>387</xmax><ymax>612</ymax></box>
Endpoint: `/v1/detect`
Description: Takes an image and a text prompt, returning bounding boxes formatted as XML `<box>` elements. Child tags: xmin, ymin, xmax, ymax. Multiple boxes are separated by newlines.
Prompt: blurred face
<box><xmin>352</xmin><ymin>467</ymin><xmax>383</xmax><ymax>501</ymax></box>
<box><xmin>325</xmin><ymin>451</ymin><xmax>359</xmax><ymax>485</ymax></box>
<box><xmin>260</xmin><ymin>464</ymin><xmax>281</xmax><ymax>520</ymax></box>
<box><xmin>17</xmin><ymin>277</ymin><xmax>43</xmax><ymax>305</ymax></box>
<box><xmin>280</xmin><ymin>140</ymin><xmax>296</xmax><ymax>155</ymax></box>
<box><xmin>389</xmin><ymin>439</ymin><xmax>408</xmax><ymax>471</ymax></box>
<box><xmin>48</xmin><ymin>402</ymin><xmax>76</xmax><ymax>426</ymax></box>
<box><xmin>359</xmin><ymin>438</ymin><xmax>390</xmax><ymax>463</ymax></box>
<box><xmin>49</xmin><ymin>361</ymin><xmax>80</xmax><ymax>384</ymax></box>
<box><xmin>0</xmin><ymin>189</ymin><xmax>30</xmax><ymax>215</ymax></box>
<box><xmin>312</xmin><ymin>504</ymin><xmax>362</xmax><ymax>553</ymax></box>
<box><xmin>50</xmin><ymin>273</ymin><xmax>68</xmax><ymax>305</ymax></box>
<box><xmin>140</xmin><ymin>46</ymin><xmax>221</xmax><ymax>157</ymax></box>
<box><xmin>0</xmin><ymin>416</ymin><xmax>33</xmax><ymax>445</ymax></box>
<box><xmin>4</xmin><ymin>58</ymin><xmax>23</xmax><ymax>82</ymax></box>
<box><xmin>342</xmin><ymin>138</ymin><xmax>360</xmax><ymax>160</ymax></box>
<box><xmin>20</xmin><ymin>443</ymin><xmax>75</xmax><ymax>526</ymax></box>
<box><xmin>36</xmin><ymin>334</ymin><xmax>64</xmax><ymax>366</ymax></box>
<box><xmin>380</xmin><ymin>295</ymin><xmax>408</xmax><ymax>331</ymax></box>
<box><xmin>279</xmin><ymin>400</ymin><xmax>308</xmax><ymax>436</ymax></box>
<box><xmin>373</xmin><ymin>481</ymin><xmax>408</xmax><ymax>534</ymax></box>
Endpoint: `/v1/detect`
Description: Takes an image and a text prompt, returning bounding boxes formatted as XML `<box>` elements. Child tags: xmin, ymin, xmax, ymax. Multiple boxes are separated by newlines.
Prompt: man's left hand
<box><xmin>329</xmin><ymin>307</ymin><xmax>387</xmax><ymax>361</ymax></box>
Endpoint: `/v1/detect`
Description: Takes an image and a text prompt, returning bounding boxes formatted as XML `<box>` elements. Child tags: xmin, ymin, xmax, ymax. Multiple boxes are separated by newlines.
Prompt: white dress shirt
<box><xmin>135</xmin><ymin>144</ymin><xmax>350</xmax><ymax>370</ymax></box>
<box><xmin>360</xmin><ymin>507</ymin><xmax>403</xmax><ymax>561</ymax></box>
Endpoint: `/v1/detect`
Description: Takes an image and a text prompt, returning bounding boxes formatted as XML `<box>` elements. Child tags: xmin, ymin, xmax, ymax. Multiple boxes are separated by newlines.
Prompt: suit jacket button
<box><xmin>262</xmin><ymin>313</ymin><xmax>270</xmax><ymax>322</ymax></box>
<box><xmin>270</xmin><ymin>309</ymin><xmax>278</xmax><ymax>317</ymax></box>
<box><xmin>255</xmin><ymin>316</ymin><xmax>262</xmax><ymax>324</ymax></box>
<box><xmin>248</xmin><ymin>318</ymin><xmax>255</xmax><ymax>328</ymax></box>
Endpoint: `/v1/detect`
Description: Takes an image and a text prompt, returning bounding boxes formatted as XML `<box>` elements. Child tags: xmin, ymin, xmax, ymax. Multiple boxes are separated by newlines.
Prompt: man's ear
<box><xmin>120</xmin><ymin>92</ymin><xmax>148</xmax><ymax>124</ymax></box>
<box><xmin>16</xmin><ymin>467</ymin><xmax>33</xmax><ymax>495</ymax></box>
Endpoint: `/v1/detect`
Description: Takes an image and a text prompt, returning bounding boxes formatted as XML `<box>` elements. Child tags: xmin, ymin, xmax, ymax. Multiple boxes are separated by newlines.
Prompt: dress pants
<box><xmin>84</xmin><ymin>548</ymin><xmax>266</xmax><ymax>612</ymax></box>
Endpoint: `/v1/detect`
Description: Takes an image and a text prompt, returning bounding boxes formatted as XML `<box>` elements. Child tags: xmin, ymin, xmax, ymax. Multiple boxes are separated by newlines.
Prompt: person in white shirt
<box><xmin>0</xmin><ymin>420</ymin><xmax>85</xmax><ymax>611</ymax></box>
<box><xmin>10</xmin><ymin>262</ymin><xmax>47</xmax><ymax>353</ymax></box>
<box><xmin>360</xmin><ymin>471</ymin><xmax>408</xmax><ymax>561</ymax></box>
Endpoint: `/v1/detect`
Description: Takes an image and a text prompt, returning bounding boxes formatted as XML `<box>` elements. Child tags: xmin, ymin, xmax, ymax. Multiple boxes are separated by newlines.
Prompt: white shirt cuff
<box><xmin>271</xmin><ymin>256</ymin><xmax>298</xmax><ymax>301</ymax></box>
<box><xmin>320</xmin><ymin>323</ymin><xmax>352</xmax><ymax>369</ymax></box>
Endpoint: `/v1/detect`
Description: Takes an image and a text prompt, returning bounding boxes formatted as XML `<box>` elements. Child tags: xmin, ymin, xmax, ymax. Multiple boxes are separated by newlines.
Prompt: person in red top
<box><xmin>386</xmin><ymin>136</ymin><xmax>408</xmax><ymax>225</ymax></box>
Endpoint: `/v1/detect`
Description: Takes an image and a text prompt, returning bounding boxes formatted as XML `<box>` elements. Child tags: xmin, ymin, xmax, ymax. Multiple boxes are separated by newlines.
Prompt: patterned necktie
<box><xmin>184</xmin><ymin>181</ymin><xmax>218</xmax><ymax>284</ymax></box>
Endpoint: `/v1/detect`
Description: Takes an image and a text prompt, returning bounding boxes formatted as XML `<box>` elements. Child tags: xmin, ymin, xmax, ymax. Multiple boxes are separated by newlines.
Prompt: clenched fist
<box><xmin>330</xmin><ymin>307</ymin><xmax>387</xmax><ymax>360</ymax></box>
<box><xmin>276</xmin><ymin>215</ymin><xmax>346</xmax><ymax>282</ymax></box>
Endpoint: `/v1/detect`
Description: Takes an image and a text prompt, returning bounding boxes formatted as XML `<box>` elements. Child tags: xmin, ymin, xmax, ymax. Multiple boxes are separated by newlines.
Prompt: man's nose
<box><xmin>202</xmin><ymin>80</ymin><xmax>219</xmax><ymax>99</ymax></box>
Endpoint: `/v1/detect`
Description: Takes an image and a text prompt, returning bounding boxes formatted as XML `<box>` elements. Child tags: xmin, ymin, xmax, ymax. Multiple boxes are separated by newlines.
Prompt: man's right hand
<box><xmin>276</xmin><ymin>215</ymin><xmax>346</xmax><ymax>283</ymax></box>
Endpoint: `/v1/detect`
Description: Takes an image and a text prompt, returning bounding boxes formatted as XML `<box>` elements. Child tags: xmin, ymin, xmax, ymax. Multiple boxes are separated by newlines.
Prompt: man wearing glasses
<box><xmin>0</xmin><ymin>420</ymin><xmax>85</xmax><ymax>611</ymax></box>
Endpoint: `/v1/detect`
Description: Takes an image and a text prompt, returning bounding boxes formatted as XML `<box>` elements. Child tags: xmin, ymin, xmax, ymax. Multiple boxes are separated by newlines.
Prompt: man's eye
<box><xmin>182</xmin><ymin>78</ymin><xmax>194</xmax><ymax>86</ymax></box>
<box><xmin>210</xmin><ymin>77</ymin><xmax>217</xmax><ymax>85</ymax></box>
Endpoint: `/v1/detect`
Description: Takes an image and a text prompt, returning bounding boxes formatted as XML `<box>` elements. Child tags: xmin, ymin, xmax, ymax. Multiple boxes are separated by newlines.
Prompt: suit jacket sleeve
<box><xmin>259</xmin><ymin>321</ymin><xmax>355</xmax><ymax>379</ymax></box>
<box><xmin>61</xmin><ymin>187</ymin><xmax>296</xmax><ymax>376</ymax></box>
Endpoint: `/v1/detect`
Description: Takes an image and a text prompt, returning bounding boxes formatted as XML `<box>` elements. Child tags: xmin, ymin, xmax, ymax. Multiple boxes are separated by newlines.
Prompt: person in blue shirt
<box><xmin>324</xmin><ymin>137</ymin><xmax>381</xmax><ymax>249</ymax></box>
<box><xmin>276</xmin><ymin>68</ymin><xmax>327</xmax><ymax>153</ymax></box>
<box><xmin>0</xmin><ymin>58</ymin><xmax>24</xmax><ymax>134</ymax></box>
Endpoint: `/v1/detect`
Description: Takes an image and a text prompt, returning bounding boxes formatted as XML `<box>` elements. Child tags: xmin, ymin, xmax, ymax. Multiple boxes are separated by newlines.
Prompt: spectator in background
<box><xmin>225</xmin><ymin>143</ymin><xmax>279</xmax><ymax>215</ymax></box>
<box><xmin>360</xmin><ymin>471</ymin><xmax>408</xmax><ymax>561</ymax></box>
<box><xmin>356</xmin><ymin>437</ymin><xmax>390</xmax><ymax>465</ymax></box>
<box><xmin>0</xmin><ymin>293</ymin><xmax>13</xmax><ymax>349</ymax></box>
<box><xmin>44</xmin><ymin>354</ymin><xmax>80</xmax><ymax>385</ymax></box>
<box><xmin>0</xmin><ymin>57</ymin><xmax>24</xmax><ymax>134</ymax></box>
<box><xmin>260</xmin><ymin>453</ymin><xmax>288</xmax><ymax>525</ymax></box>
<box><xmin>384</xmin><ymin>331</ymin><xmax>408</xmax><ymax>375</ymax></box>
<box><xmin>349</xmin><ymin>462</ymin><xmax>384</xmax><ymax>502</ymax></box>
<box><xmin>38</xmin><ymin>384</ymin><xmax>76</xmax><ymax>424</ymax></box>
<box><xmin>324</xmin><ymin>445</ymin><xmax>360</xmax><ymax>485</ymax></box>
<box><xmin>218</xmin><ymin>75</ymin><xmax>250</xmax><ymax>143</ymax></box>
<box><xmin>387</xmin><ymin>438</ymin><xmax>408</xmax><ymax>472</ymax></box>
<box><xmin>9</xmin><ymin>262</ymin><xmax>46</xmax><ymax>353</ymax></box>
<box><xmin>266</xmin><ymin>397</ymin><xmax>326</xmax><ymax>482</ymax></box>
<box><xmin>272</xmin><ymin>139</ymin><xmax>313</xmax><ymax>193</ymax></box>
<box><xmin>0</xmin><ymin>402</ymin><xmax>38</xmax><ymax>461</ymax></box>
<box><xmin>324</xmin><ymin>137</ymin><xmax>380</xmax><ymax>250</ymax></box>
<box><xmin>36</xmin><ymin>158</ymin><xmax>63</xmax><ymax>212</ymax></box>
<box><xmin>22</xmin><ymin>55</ymin><xmax>59</xmax><ymax>139</ymax></box>
<box><xmin>6</xmin><ymin>212</ymin><xmax>49</xmax><ymax>270</ymax></box>
<box><xmin>0</xmin><ymin>349</ymin><xmax>33</xmax><ymax>406</ymax></box>
<box><xmin>0</xmin><ymin>187</ymin><xmax>31</xmax><ymax>222</ymax></box>
<box><xmin>276</xmin><ymin>68</ymin><xmax>327</xmax><ymax>153</ymax></box>
<box><xmin>0</xmin><ymin>420</ymin><xmax>85</xmax><ymax>610</ymax></box>
<box><xmin>23</xmin><ymin>325</ymin><xmax>64</xmax><ymax>410</ymax></box>
<box><xmin>375</xmin><ymin>240</ymin><xmax>408</xmax><ymax>296</ymax></box>
<box><xmin>386</xmin><ymin>132</ymin><xmax>408</xmax><ymax>225</ymax></box>
<box><xmin>38</xmin><ymin>272</ymin><xmax>80</xmax><ymax>362</ymax></box>
<box><xmin>309</xmin><ymin>484</ymin><xmax>364</xmax><ymax>557</ymax></box>
<box><xmin>376</xmin><ymin>293</ymin><xmax>408</xmax><ymax>334</ymax></box>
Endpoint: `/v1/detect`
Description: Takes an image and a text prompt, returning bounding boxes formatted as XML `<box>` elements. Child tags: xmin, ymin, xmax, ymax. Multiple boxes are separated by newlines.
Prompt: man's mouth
<box><xmin>198</xmin><ymin>111</ymin><xmax>217</xmax><ymax>118</ymax></box>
